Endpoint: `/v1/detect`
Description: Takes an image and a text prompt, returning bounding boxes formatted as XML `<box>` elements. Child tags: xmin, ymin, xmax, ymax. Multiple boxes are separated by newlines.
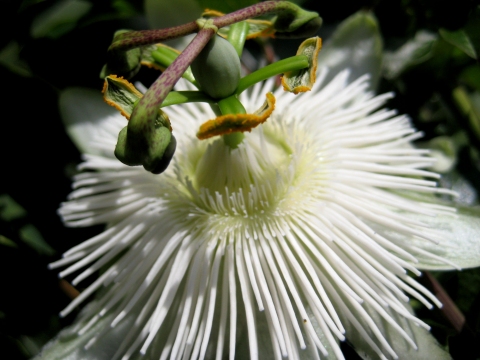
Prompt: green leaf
<box><xmin>459</xmin><ymin>65</ymin><xmax>480</xmax><ymax>92</ymax></box>
<box><xmin>0</xmin><ymin>194</ymin><xmax>27</xmax><ymax>221</ymax></box>
<box><xmin>317</xmin><ymin>11</ymin><xmax>383</xmax><ymax>90</ymax></box>
<box><xmin>456</xmin><ymin>267</ymin><xmax>480</xmax><ymax>313</ymax></box>
<box><xmin>0</xmin><ymin>41</ymin><xmax>32</xmax><ymax>77</ymax></box>
<box><xmin>195</xmin><ymin>0</ymin><xmax>257</xmax><ymax>14</ymax></box>
<box><xmin>19</xmin><ymin>224</ymin><xmax>55</xmax><ymax>256</ymax></box>
<box><xmin>344</xmin><ymin>303</ymin><xmax>451</xmax><ymax>360</ymax></box>
<box><xmin>439</xmin><ymin>6</ymin><xmax>480</xmax><ymax>60</ymax></box>
<box><xmin>144</xmin><ymin>0</ymin><xmax>202</xmax><ymax>30</ymax></box>
<box><xmin>439</xmin><ymin>28</ymin><xmax>478</xmax><ymax>59</ymax></box>
<box><xmin>59</xmin><ymin>87</ymin><xmax>119</xmax><ymax>156</ymax></box>
<box><xmin>149</xmin><ymin>44</ymin><xmax>197</xmax><ymax>84</ymax></box>
<box><xmin>383</xmin><ymin>31</ymin><xmax>438</xmax><ymax>79</ymax></box>
<box><xmin>453</xmin><ymin>87</ymin><xmax>480</xmax><ymax>141</ymax></box>
<box><xmin>111</xmin><ymin>0</ymin><xmax>139</xmax><ymax>17</ymax></box>
<box><xmin>30</xmin><ymin>0</ymin><xmax>92</xmax><ymax>39</ymax></box>
<box><xmin>196</xmin><ymin>0</ymin><xmax>308</xmax><ymax>14</ymax></box>
<box><xmin>0</xmin><ymin>235</ymin><xmax>18</xmax><ymax>248</ymax></box>
<box><xmin>19</xmin><ymin>0</ymin><xmax>47</xmax><ymax>12</ymax></box>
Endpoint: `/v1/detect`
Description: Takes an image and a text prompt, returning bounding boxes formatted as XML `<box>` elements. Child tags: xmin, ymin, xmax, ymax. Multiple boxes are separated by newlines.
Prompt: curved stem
<box><xmin>212</xmin><ymin>1</ymin><xmax>295</xmax><ymax>28</ymax></box>
<box><xmin>108</xmin><ymin>21</ymin><xmax>198</xmax><ymax>52</ymax></box>
<box><xmin>236</xmin><ymin>55</ymin><xmax>309</xmax><ymax>94</ymax></box>
<box><xmin>129</xmin><ymin>28</ymin><xmax>216</xmax><ymax>138</ymax></box>
<box><xmin>109</xmin><ymin>1</ymin><xmax>315</xmax><ymax>52</ymax></box>
<box><xmin>151</xmin><ymin>48</ymin><xmax>198</xmax><ymax>86</ymax></box>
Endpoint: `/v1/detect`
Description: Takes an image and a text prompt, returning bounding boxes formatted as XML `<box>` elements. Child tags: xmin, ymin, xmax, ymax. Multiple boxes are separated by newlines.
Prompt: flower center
<box><xmin>178</xmin><ymin>123</ymin><xmax>302</xmax><ymax>217</ymax></box>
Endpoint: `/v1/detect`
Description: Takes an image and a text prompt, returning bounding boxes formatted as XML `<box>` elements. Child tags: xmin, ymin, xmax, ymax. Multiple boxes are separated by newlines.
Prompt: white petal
<box><xmin>34</xmin><ymin>305</ymin><xmax>136</xmax><ymax>360</ymax></box>
<box><xmin>59</xmin><ymin>87</ymin><xmax>123</xmax><ymax>156</ymax></box>
<box><xmin>343</xmin><ymin>303</ymin><xmax>450</xmax><ymax>360</ymax></box>
<box><xmin>401</xmin><ymin>205</ymin><xmax>480</xmax><ymax>270</ymax></box>
<box><xmin>47</xmin><ymin>71</ymin><xmax>478</xmax><ymax>360</ymax></box>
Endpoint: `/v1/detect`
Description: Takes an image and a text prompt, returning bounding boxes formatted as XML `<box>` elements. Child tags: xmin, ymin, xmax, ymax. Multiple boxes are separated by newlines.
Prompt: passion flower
<box><xmin>191</xmin><ymin>35</ymin><xmax>241</xmax><ymax>99</ymax></box>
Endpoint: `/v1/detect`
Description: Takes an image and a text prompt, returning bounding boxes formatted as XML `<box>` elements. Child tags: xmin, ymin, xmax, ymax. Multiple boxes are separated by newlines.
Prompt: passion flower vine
<box><xmin>37</xmin><ymin>5</ymin><xmax>480</xmax><ymax>360</ymax></box>
<box><xmin>100</xmin><ymin>0</ymin><xmax>322</xmax><ymax>174</ymax></box>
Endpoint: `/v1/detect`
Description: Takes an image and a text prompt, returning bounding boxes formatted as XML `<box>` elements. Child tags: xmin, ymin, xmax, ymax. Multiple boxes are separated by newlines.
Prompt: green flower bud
<box><xmin>115</xmin><ymin>126</ymin><xmax>177</xmax><ymax>174</ymax></box>
<box><xmin>100</xmin><ymin>30</ymin><xmax>141</xmax><ymax>79</ymax></box>
<box><xmin>191</xmin><ymin>35</ymin><xmax>241</xmax><ymax>99</ymax></box>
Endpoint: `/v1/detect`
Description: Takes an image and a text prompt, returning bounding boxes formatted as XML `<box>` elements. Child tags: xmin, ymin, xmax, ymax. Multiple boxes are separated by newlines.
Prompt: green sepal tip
<box><xmin>114</xmin><ymin>126</ymin><xmax>177</xmax><ymax>174</ymax></box>
<box><xmin>273</xmin><ymin>3</ymin><xmax>322</xmax><ymax>38</ymax></box>
<box><xmin>100</xmin><ymin>30</ymin><xmax>142</xmax><ymax>79</ymax></box>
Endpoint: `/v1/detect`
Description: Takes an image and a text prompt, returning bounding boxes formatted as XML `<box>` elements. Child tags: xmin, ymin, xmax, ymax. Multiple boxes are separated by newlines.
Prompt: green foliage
<box><xmin>194</xmin><ymin>0</ymin><xmax>309</xmax><ymax>14</ymax></box>
<box><xmin>0</xmin><ymin>194</ymin><xmax>27</xmax><ymax>221</ymax></box>
<box><xmin>196</xmin><ymin>0</ymin><xmax>258</xmax><ymax>14</ymax></box>
<box><xmin>440</xmin><ymin>28</ymin><xmax>479</xmax><ymax>60</ymax></box>
<box><xmin>383</xmin><ymin>30</ymin><xmax>437</xmax><ymax>80</ymax></box>
<box><xmin>30</xmin><ymin>0</ymin><xmax>92</xmax><ymax>39</ymax></box>
<box><xmin>144</xmin><ymin>0</ymin><xmax>202</xmax><ymax>30</ymax></box>
<box><xmin>0</xmin><ymin>42</ymin><xmax>32</xmax><ymax>77</ymax></box>
<box><xmin>0</xmin><ymin>235</ymin><xmax>17</xmax><ymax>248</ymax></box>
<box><xmin>0</xmin><ymin>195</ymin><xmax>55</xmax><ymax>255</ymax></box>
<box><xmin>439</xmin><ymin>6</ymin><xmax>480</xmax><ymax>60</ymax></box>
<box><xmin>111</xmin><ymin>0</ymin><xmax>139</xmax><ymax>17</ymax></box>
<box><xmin>19</xmin><ymin>224</ymin><xmax>55</xmax><ymax>256</ymax></box>
<box><xmin>344</xmin><ymin>303</ymin><xmax>451</xmax><ymax>360</ymax></box>
<box><xmin>460</xmin><ymin>65</ymin><xmax>480</xmax><ymax>92</ymax></box>
<box><xmin>453</xmin><ymin>87</ymin><xmax>480</xmax><ymax>142</ymax></box>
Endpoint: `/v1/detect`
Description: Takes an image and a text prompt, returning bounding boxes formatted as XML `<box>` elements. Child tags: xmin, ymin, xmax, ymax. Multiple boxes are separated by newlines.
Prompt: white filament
<box><xmin>53</xmin><ymin>69</ymin><xmax>457</xmax><ymax>359</ymax></box>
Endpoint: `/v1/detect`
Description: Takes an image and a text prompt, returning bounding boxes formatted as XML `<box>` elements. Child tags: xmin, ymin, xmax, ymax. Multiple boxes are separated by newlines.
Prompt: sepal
<box><xmin>201</xmin><ymin>10</ymin><xmax>275</xmax><ymax>39</ymax></box>
<box><xmin>102</xmin><ymin>75</ymin><xmax>176</xmax><ymax>174</ymax></box>
<box><xmin>272</xmin><ymin>3</ymin><xmax>322</xmax><ymax>39</ymax></box>
<box><xmin>102</xmin><ymin>75</ymin><xmax>143</xmax><ymax>119</ymax></box>
<box><xmin>100</xmin><ymin>30</ymin><xmax>142</xmax><ymax>79</ymax></box>
<box><xmin>114</xmin><ymin>125</ymin><xmax>177</xmax><ymax>174</ymax></box>
<box><xmin>282</xmin><ymin>37</ymin><xmax>322</xmax><ymax>94</ymax></box>
<box><xmin>197</xmin><ymin>93</ymin><xmax>275</xmax><ymax>139</ymax></box>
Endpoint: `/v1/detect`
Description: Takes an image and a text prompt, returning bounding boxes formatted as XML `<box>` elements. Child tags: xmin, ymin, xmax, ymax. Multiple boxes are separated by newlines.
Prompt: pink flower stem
<box><xmin>109</xmin><ymin>1</ymin><xmax>296</xmax><ymax>52</ymax></box>
<box><xmin>108</xmin><ymin>21</ymin><xmax>198</xmax><ymax>52</ymax></box>
<box><xmin>130</xmin><ymin>28</ymin><xmax>216</xmax><ymax>135</ymax></box>
<box><xmin>212</xmin><ymin>1</ymin><xmax>291</xmax><ymax>28</ymax></box>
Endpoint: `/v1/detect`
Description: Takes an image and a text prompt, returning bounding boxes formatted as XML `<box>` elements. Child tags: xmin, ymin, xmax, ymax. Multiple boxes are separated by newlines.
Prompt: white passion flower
<box><xmin>48</xmin><ymin>69</ymin><xmax>466</xmax><ymax>360</ymax></box>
